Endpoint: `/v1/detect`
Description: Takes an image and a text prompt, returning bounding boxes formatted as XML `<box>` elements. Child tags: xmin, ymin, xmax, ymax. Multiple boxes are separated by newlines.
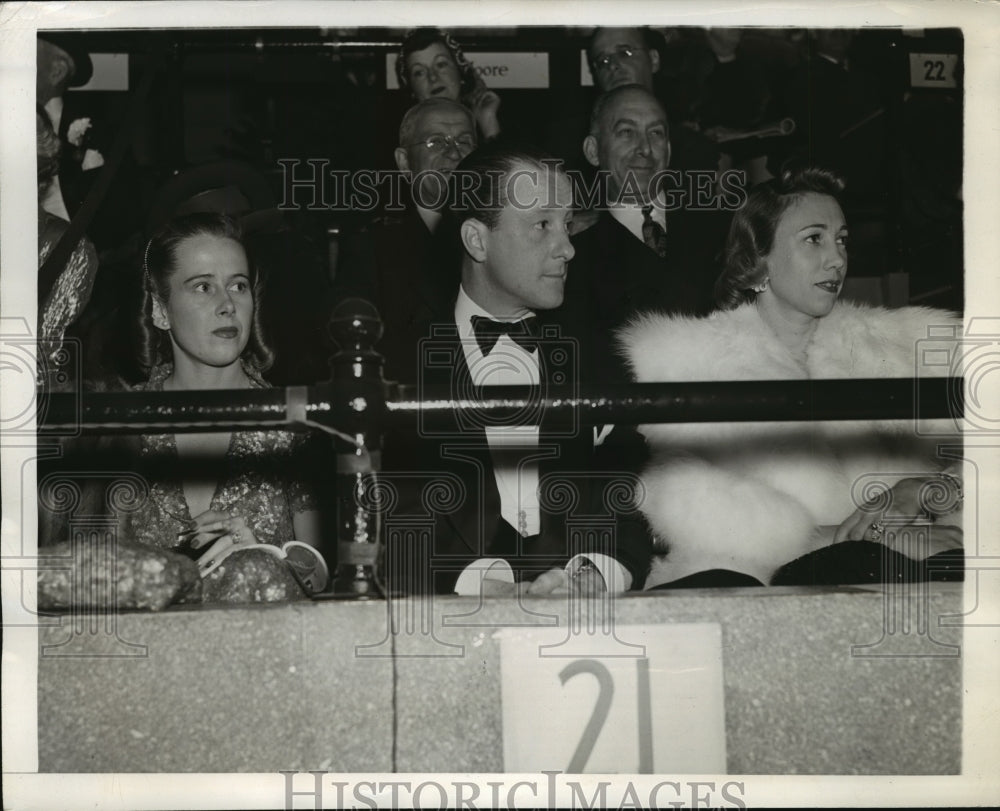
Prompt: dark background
<box><xmin>45</xmin><ymin>26</ymin><xmax>964</xmax><ymax>384</ymax></box>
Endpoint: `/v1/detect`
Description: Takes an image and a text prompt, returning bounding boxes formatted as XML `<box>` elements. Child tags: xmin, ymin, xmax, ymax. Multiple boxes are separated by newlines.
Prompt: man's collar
<box><xmin>455</xmin><ymin>286</ymin><xmax>535</xmax><ymax>330</ymax></box>
<box><xmin>607</xmin><ymin>192</ymin><xmax>668</xmax><ymax>242</ymax></box>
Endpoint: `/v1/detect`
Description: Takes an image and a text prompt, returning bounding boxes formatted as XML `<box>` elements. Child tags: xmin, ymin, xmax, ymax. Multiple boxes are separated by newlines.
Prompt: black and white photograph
<box><xmin>1</xmin><ymin>1</ymin><xmax>998</xmax><ymax>808</ymax></box>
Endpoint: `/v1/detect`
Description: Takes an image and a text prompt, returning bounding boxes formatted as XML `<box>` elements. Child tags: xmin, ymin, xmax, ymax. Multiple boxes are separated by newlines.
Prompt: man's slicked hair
<box><xmin>448</xmin><ymin>141</ymin><xmax>566</xmax><ymax>230</ymax></box>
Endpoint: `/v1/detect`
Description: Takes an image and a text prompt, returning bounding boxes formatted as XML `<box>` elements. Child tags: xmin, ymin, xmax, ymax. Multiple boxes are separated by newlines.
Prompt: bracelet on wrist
<box><xmin>924</xmin><ymin>471</ymin><xmax>964</xmax><ymax>518</ymax></box>
<box><xmin>938</xmin><ymin>471</ymin><xmax>964</xmax><ymax>510</ymax></box>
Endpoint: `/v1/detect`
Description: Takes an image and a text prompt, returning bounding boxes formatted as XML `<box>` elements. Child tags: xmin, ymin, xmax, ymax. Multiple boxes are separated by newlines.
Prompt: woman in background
<box><xmin>36</xmin><ymin>107</ymin><xmax>98</xmax><ymax>382</ymax></box>
<box><xmin>620</xmin><ymin>167</ymin><xmax>963</xmax><ymax>588</ymax></box>
<box><xmin>124</xmin><ymin>212</ymin><xmax>324</xmax><ymax>602</ymax></box>
<box><xmin>397</xmin><ymin>27</ymin><xmax>502</xmax><ymax>141</ymax></box>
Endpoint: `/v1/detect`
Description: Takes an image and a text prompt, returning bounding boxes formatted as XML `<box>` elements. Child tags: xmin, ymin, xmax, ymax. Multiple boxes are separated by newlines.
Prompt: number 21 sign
<box><xmin>499</xmin><ymin>624</ymin><xmax>726</xmax><ymax>774</ymax></box>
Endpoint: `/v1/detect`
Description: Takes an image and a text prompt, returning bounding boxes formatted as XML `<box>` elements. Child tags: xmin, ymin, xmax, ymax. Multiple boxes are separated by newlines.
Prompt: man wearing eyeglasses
<box><xmin>586</xmin><ymin>27</ymin><xmax>720</xmax><ymax>179</ymax></box>
<box><xmin>394</xmin><ymin>98</ymin><xmax>479</xmax><ymax>235</ymax></box>
<box><xmin>588</xmin><ymin>28</ymin><xmax>661</xmax><ymax>92</ymax></box>
<box><xmin>335</xmin><ymin>98</ymin><xmax>478</xmax><ymax>383</ymax></box>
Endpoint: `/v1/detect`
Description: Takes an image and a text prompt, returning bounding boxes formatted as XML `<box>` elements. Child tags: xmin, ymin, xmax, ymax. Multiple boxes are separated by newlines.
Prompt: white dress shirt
<box><xmin>451</xmin><ymin>287</ymin><xmax>632</xmax><ymax>595</ymax></box>
<box><xmin>608</xmin><ymin>193</ymin><xmax>668</xmax><ymax>245</ymax></box>
<box><xmin>455</xmin><ymin>286</ymin><xmax>541</xmax><ymax>537</ymax></box>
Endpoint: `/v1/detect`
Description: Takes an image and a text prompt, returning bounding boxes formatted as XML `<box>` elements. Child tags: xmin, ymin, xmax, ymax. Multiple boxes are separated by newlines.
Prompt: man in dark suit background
<box><xmin>544</xmin><ymin>27</ymin><xmax>720</xmax><ymax>188</ymax></box>
<box><xmin>568</xmin><ymin>84</ymin><xmax>730</xmax><ymax>383</ymax></box>
<box><xmin>37</xmin><ymin>33</ymin><xmax>142</xmax><ymax>254</ymax></box>
<box><xmin>380</xmin><ymin>142</ymin><xmax>651</xmax><ymax>596</ymax></box>
<box><xmin>334</xmin><ymin>98</ymin><xmax>477</xmax><ymax>384</ymax></box>
<box><xmin>37</xmin><ymin>34</ymin><xmax>97</xmax><ymax>224</ymax></box>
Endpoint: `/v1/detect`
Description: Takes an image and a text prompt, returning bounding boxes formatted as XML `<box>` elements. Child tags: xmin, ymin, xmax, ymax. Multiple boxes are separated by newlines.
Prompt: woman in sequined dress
<box><xmin>123</xmin><ymin>212</ymin><xmax>324</xmax><ymax>602</ymax></box>
<box><xmin>36</xmin><ymin>107</ymin><xmax>98</xmax><ymax>382</ymax></box>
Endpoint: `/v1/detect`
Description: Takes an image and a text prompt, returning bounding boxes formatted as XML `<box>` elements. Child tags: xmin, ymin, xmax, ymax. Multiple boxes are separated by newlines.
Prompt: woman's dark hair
<box><xmin>396</xmin><ymin>27</ymin><xmax>478</xmax><ymax>98</ymax></box>
<box><xmin>136</xmin><ymin>212</ymin><xmax>273</xmax><ymax>378</ymax></box>
<box><xmin>714</xmin><ymin>166</ymin><xmax>846</xmax><ymax>310</ymax></box>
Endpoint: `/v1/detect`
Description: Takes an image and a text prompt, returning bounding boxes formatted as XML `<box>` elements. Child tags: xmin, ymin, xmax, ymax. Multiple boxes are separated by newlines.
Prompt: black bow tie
<box><xmin>471</xmin><ymin>315</ymin><xmax>539</xmax><ymax>356</ymax></box>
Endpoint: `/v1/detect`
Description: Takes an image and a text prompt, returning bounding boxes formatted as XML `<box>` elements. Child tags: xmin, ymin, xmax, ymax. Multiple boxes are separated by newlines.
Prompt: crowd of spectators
<box><xmin>33</xmin><ymin>26</ymin><xmax>964</xmax><ymax>607</ymax></box>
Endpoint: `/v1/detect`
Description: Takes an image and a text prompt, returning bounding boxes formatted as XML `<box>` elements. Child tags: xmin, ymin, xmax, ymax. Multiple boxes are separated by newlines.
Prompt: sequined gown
<box><xmin>37</xmin><ymin>209</ymin><xmax>98</xmax><ymax>373</ymax></box>
<box><xmin>122</xmin><ymin>364</ymin><xmax>319</xmax><ymax>602</ymax></box>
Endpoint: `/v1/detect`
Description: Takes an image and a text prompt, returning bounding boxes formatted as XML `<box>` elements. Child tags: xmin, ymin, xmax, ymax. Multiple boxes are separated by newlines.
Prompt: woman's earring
<box><xmin>753</xmin><ymin>277</ymin><xmax>770</xmax><ymax>294</ymax></box>
<box><xmin>151</xmin><ymin>297</ymin><xmax>170</xmax><ymax>330</ymax></box>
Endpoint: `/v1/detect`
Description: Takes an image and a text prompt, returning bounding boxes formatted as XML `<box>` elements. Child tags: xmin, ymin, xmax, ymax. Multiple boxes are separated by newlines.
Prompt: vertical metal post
<box><xmin>327</xmin><ymin>299</ymin><xmax>387</xmax><ymax>599</ymax></box>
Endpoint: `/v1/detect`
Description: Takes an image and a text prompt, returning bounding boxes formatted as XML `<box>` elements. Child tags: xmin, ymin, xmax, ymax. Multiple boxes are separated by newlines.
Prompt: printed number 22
<box><xmin>924</xmin><ymin>60</ymin><xmax>946</xmax><ymax>81</ymax></box>
<box><xmin>559</xmin><ymin>658</ymin><xmax>654</xmax><ymax>773</ymax></box>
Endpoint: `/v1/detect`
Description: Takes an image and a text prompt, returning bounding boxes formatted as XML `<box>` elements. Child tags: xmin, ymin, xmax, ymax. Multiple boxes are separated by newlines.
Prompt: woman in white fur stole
<box><xmin>619</xmin><ymin>167</ymin><xmax>963</xmax><ymax>589</ymax></box>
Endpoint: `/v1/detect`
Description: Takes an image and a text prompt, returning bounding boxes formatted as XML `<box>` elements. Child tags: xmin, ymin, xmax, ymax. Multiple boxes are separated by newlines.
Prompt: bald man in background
<box><xmin>565</xmin><ymin>84</ymin><xmax>732</xmax><ymax>383</ymax></box>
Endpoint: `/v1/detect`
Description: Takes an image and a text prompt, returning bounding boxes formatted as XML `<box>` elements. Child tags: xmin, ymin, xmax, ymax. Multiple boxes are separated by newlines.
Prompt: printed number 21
<box><xmin>559</xmin><ymin>658</ymin><xmax>654</xmax><ymax>773</ymax></box>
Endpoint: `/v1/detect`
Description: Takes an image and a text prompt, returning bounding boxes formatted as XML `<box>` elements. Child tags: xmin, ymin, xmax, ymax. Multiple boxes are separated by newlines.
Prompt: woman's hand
<box><xmin>466</xmin><ymin>76</ymin><xmax>501</xmax><ymax>139</ymax></box>
<box><xmin>834</xmin><ymin>476</ymin><xmax>963</xmax><ymax>559</ymax></box>
<box><xmin>178</xmin><ymin>509</ymin><xmax>235</xmax><ymax>550</ymax></box>
<box><xmin>834</xmin><ymin>477</ymin><xmax>926</xmax><ymax>544</ymax></box>
<box><xmin>185</xmin><ymin>512</ymin><xmax>260</xmax><ymax>575</ymax></box>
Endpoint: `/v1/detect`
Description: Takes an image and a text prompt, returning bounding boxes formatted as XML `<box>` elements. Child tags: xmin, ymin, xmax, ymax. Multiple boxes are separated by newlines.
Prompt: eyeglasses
<box><xmin>405</xmin><ymin>133</ymin><xmax>477</xmax><ymax>154</ymax></box>
<box><xmin>591</xmin><ymin>45</ymin><xmax>647</xmax><ymax>71</ymax></box>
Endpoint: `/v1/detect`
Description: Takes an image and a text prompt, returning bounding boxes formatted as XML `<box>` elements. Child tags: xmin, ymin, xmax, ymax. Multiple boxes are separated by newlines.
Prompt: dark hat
<box><xmin>39</xmin><ymin>33</ymin><xmax>94</xmax><ymax>87</ymax></box>
<box><xmin>146</xmin><ymin>160</ymin><xmax>286</xmax><ymax>237</ymax></box>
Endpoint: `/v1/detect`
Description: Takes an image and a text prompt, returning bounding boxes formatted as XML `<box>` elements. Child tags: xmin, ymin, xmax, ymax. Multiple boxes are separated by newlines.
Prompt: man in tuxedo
<box><xmin>567</xmin><ymin>84</ymin><xmax>729</xmax><ymax>383</ymax></box>
<box><xmin>334</xmin><ymin>98</ymin><xmax>477</xmax><ymax>384</ymax></box>
<box><xmin>380</xmin><ymin>142</ymin><xmax>652</xmax><ymax>596</ymax></box>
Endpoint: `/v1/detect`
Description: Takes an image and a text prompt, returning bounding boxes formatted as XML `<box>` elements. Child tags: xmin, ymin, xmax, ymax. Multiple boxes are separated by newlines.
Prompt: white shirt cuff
<box><xmin>453</xmin><ymin>558</ymin><xmax>515</xmax><ymax>596</ymax></box>
<box><xmin>566</xmin><ymin>553</ymin><xmax>632</xmax><ymax>593</ymax></box>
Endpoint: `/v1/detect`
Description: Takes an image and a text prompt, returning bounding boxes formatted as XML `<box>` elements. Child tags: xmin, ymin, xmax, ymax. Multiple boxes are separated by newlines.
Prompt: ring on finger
<box><xmin>867</xmin><ymin>520</ymin><xmax>885</xmax><ymax>541</ymax></box>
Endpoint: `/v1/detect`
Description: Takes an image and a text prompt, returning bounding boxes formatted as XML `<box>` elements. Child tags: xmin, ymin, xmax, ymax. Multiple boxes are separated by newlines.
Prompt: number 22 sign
<box><xmin>909</xmin><ymin>53</ymin><xmax>959</xmax><ymax>89</ymax></box>
<box><xmin>499</xmin><ymin>624</ymin><xmax>726</xmax><ymax>774</ymax></box>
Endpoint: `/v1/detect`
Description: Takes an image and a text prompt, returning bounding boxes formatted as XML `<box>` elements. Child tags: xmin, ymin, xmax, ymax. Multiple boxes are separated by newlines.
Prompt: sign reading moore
<box><xmin>386</xmin><ymin>52</ymin><xmax>549</xmax><ymax>90</ymax></box>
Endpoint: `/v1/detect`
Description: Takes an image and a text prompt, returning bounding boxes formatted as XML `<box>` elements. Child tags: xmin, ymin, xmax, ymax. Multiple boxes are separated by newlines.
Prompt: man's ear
<box><xmin>394</xmin><ymin>147</ymin><xmax>410</xmax><ymax>175</ymax></box>
<box><xmin>583</xmin><ymin>135</ymin><xmax>600</xmax><ymax>168</ymax></box>
<box><xmin>649</xmin><ymin>48</ymin><xmax>661</xmax><ymax>75</ymax></box>
<box><xmin>151</xmin><ymin>296</ymin><xmax>170</xmax><ymax>331</ymax></box>
<box><xmin>460</xmin><ymin>218</ymin><xmax>489</xmax><ymax>264</ymax></box>
<box><xmin>664</xmin><ymin>138</ymin><xmax>672</xmax><ymax>169</ymax></box>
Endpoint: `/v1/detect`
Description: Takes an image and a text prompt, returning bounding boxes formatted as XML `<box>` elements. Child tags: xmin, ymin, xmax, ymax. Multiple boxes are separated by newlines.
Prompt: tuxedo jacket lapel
<box><xmin>409</xmin><ymin>318</ymin><xmax>600</xmax><ymax>574</ymax></box>
<box><xmin>419</xmin><ymin>328</ymin><xmax>501</xmax><ymax>558</ymax></box>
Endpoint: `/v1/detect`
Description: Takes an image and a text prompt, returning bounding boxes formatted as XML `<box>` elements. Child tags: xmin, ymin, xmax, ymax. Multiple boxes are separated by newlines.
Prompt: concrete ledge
<box><xmin>38</xmin><ymin>584</ymin><xmax>962</xmax><ymax>774</ymax></box>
